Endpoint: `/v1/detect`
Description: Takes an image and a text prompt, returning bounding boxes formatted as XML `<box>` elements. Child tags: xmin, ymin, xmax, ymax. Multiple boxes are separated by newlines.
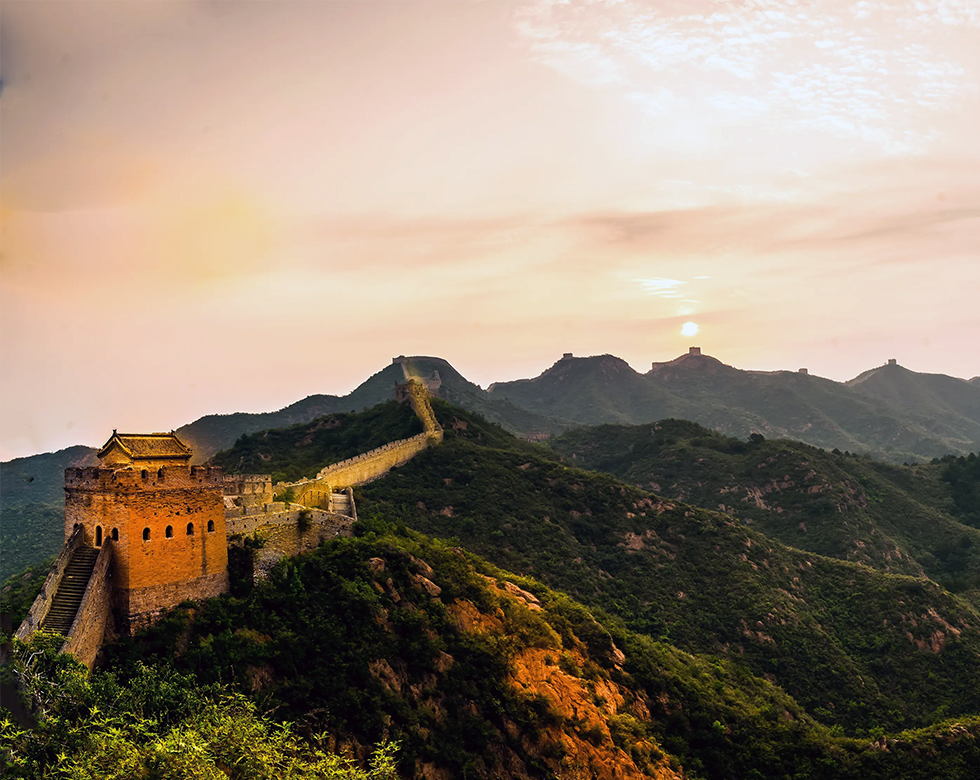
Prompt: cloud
<box><xmin>637</xmin><ymin>277</ymin><xmax>687</xmax><ymax>297</ymax></box>
<box><xmin>515</xmin><ymin>0</ymin><xmax>980</xmax><ymax>155</ymax></box>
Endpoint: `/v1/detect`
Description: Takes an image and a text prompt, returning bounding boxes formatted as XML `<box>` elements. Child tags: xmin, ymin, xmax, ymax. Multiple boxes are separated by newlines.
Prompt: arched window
<box><xmin>141</xmin><ymin>469</ymin><xmax>148</xmax><ymax>480</ymax></box>
<box><xmin>143</xmin><ymin>527</ymin><xmax>151</xmax><ymax>541</ymax></box>
<box><xmin>95</xmin><ymin>526</ymin><xmax>103</xmax><ymax>547</ymax></box>
<box><xmin>157</xmin><ymin>468</ymin><xmax>164</xmax><ymax>480</ymax></box>
<box><xmin>165</xmin><ymin>525</ymin><xmax>174</xmax><ymax>538</ymax></box>
<box><xmin>111</xmin><ymin>528</ymin><xmax>119</xmax><ymax>541</ymax></box>
<box><xmin>186</xmin><ymin>522</ymin><xmax>194</xmax><ymax>535</ymax></box>
<box><xmin>207</xmin><ymin>520</ymin><xmax>215</xmax><ymax>533</ymax></box>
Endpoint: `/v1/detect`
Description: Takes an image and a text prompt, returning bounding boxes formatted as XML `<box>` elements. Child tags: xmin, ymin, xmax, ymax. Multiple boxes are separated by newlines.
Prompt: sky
<box><xmin>1</xmin><ymin>0</ymin><xmax>979</xmax><ymax>460</ymax></box>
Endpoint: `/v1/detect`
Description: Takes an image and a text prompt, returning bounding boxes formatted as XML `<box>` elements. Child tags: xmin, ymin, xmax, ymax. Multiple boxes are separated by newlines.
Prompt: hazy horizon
<box><xmin>2</xmin><ymin>1</ymin><xmax>978</xmax><ymax>460</ymax></box>
<box><xmin>1</xmin><ymin>347</ymin><xmax>975</xmax><ymax>461</ymax></box>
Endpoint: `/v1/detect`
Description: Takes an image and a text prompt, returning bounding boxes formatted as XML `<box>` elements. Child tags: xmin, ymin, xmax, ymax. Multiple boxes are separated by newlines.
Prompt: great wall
<box><xmin>15</xmin><ymin>370</ymin><xmax>444</xmax><ymax>669</ymax></box>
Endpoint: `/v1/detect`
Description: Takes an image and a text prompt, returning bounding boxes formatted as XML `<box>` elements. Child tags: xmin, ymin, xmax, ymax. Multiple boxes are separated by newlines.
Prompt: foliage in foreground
<box><xmin>0</xmin><ymin>633</ymin><xmax>397</xmax><ymax>780</ymax></box>
<box><xmin>1</xmin><ymin>561</ymin><xmax>51</xmax><ymax>636</ymax></box>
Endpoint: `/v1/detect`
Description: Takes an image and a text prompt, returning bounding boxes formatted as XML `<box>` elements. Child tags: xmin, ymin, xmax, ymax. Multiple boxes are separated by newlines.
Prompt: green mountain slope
<box><xmin>94</xmin><ymin>529</ymin><xmax>980</xmax><ymax>780</ymax></box>
<box><xmin>486</xmin><ymin>354</ymin><xmax>700</xmax><ymax>426</ymax></box>
<box><xmin>645</xmin><ymin>353</ymin><xmax>966</xmax><ymax>458</ymax></box>
<box><xmin>175</xmin><ymin>364</ymin><xmax>404</xmax><ymax>462</ymax></box>
<box><xmin>550</xmin><ymin>420</ymin><xmax>980</xmax><ymax>594</ymax></box>
<box><xmin>212</xmin><ymin>400</ymin><xmax>980</xmax><ymax>731</ymax></box>
<box><xmin>847</xmin><ymin>362</ymin><xmax>980</xmax><ymax>444</ymax></box>
<box><xmin>0</xmin><ymin>445</ymin><xmax>96</xmax><ymax>581</ymax></box>
<box><xmin>178</xmin><ymin>357</ymin><xmax>561</xmax><ymax>462</ymax></box>
<box><xmin>209</xmin><ymin>400</ymin><xmax>424</xmax><ymax>483</ymax></box>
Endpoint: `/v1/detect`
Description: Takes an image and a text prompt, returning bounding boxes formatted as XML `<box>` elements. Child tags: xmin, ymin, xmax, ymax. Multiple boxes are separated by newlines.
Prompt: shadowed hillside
<box><xmin>0</xmin><ymin>446</ymin><xmax>96</xmax><ymax>581</ymax></box>
<box><xmin>206</xmin><ymin>399</ymin><xmax>980</xmax><ymax>731</ymax></box>
<box><xmin>551</xmin><ymin>419</ymin><xmax>980</xmax><ymax>594</ymax></box>
<box><xmin>179</xmin><ymin>357</ymin><xmax>562</xmax><ymax>462</ymax></box>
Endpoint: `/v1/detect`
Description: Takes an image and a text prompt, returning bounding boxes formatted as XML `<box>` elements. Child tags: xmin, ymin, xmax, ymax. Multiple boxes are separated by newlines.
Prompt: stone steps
<box><xmin>40</xmin><ymin>547</ymin><xmax>99</xmax><ymax>636</ymax></box>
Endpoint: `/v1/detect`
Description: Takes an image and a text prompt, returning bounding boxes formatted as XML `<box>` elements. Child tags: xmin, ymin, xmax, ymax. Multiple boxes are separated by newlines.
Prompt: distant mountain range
<box><xmin>177</xmin><ymin>351</ymin><xmax>980</xmax><ymax>464</ymax></box>
<box><xmin>3</xmin><ymin>351</ymin><xmax>978</xmax><ymax>580</ymax></box>
<box><xmin>7</xmin><ymin>352</ymin><xmax>978</xmax><ymax>472</ymax></box>
<box><xmin>488</xmin><ymin>351</ymin><xmax>980</xmax><ymax>462</ymax></box>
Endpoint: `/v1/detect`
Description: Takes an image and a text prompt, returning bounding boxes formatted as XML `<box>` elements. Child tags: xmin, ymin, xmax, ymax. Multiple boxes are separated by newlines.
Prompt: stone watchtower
<box><xmin>64</xmin><ymin>432</ymin><xmax>228</xmax><ymax>631</ymax></box>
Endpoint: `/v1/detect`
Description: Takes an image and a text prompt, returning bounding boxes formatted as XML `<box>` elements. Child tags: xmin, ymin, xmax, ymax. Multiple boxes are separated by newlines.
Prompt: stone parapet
<box><xmin>225</xmin><ymin>502</ymin><xmax>295</xmax><ymax>535</ymax></box>
<box><xmin>315</xmin><ymin>433</ymin><xmax>431</xmax><ymax>480</ymax></box>
<box><xmin>234</xmin><ymin>510</ymin><xmax>354</xmax><ymax>580</ymax></box>
<box><xmin>65</xmin><ymin>465</ymin><xmax>224</xmax><ymax>492</ymax></box>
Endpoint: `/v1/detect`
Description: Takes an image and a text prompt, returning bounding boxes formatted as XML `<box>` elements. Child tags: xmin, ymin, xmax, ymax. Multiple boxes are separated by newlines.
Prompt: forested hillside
<box><xmin>210</xmin><ymin>400</ymin><xmax>424</xmax><ymax>483</ymax></box>
<box><xmin>357</xmin><ymin>404</ymin><xmax>980</xmax><ymax>731</ymax></box>
<box><xmin>0</xmin><ymin>446</ymin><xmax>96</xmax><ymax>582</ymax></box>
<box><xmin>8</xmin><ymin>529</ymin><xmax>980</xmax><ymax>779</ymax></box>
<box><xmin>551</xmin><ymin>420</ymin><xmax>980</xmax><ymax>594</ymax></box>
<box><xmin>6</xmin><ymin>400</ymin><xmax>980</xmax><ymax>777</ymax></box>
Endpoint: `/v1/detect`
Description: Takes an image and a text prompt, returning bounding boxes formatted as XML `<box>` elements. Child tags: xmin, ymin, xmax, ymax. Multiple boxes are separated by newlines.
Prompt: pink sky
<box><xmin>2</xmin><ymin>0</ymin><xmax>979</xmax><ymax>460</ymax></box>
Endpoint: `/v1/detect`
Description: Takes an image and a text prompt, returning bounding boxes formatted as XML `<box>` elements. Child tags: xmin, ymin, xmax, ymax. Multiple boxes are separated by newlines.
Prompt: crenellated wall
<box><xmin>18</xmin><ymin>383</ymin><xmax>441</xmax><ymax>666</ymax></box>
<box><xmin>65</xmin><ymin>463</ymin><xmax>227</xmax><ymax>631</ymax></box>
<box><xmin>275</xmin><ymin>432</ymin><xmax>431</xmax><ymax>507</ymax></box>
<box><xmin>404</xmin><ymin>379</ymin><xmax>443</xmax><ymax>440</ymax></box>
<box><xmin>228</xmin><ymin>505</ymin><xmax>354</xmax><ymax>580</ymax></box>
<box><xmin>276</xmin><ymin>381</ymin><xmax>443</xmax><ymax>506</ymax></box>
<box><xmin>223</xmin><ymin>473</ymin><xmax>273</xmax><ymax>507</ymax></box>
<box><xmin>317</xmin><ymin>432</ymin><xmax>432</xmax><ymax>482</ymax></box>
<box><xmin>61</xmin><ymin>542</ymin><xmax>114</xmax><ymax>669</ymax></box>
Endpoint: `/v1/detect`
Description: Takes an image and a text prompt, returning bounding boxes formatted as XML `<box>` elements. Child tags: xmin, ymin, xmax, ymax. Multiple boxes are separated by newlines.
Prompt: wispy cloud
<box><xmin>637</xmin><ymin>277</ymin><xmax>687</xmax><ymax>297</ymax></box>
<box><xmin>515</xmin><ymin>0</ymin><xmax>980</xmax><ymax>154</ymax></box>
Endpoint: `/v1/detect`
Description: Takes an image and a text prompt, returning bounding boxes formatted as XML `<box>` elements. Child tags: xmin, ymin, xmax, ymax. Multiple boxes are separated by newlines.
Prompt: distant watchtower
<box><xmin>64</xmin><ymin>432</ymin><xmax>228</xmax><ymax>631</ymax></box>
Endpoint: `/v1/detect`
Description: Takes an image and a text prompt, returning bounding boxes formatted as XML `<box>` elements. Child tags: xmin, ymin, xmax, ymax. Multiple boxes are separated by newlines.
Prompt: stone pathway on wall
<box><xmin>278</xmin><ymin>380</ymin><xmax>443</xmax><ymax>509</ymax></box>
<box><xmin>40</xmin><ymin>547</ymin><xmax>99</xmax><ymax>635</ymax></box>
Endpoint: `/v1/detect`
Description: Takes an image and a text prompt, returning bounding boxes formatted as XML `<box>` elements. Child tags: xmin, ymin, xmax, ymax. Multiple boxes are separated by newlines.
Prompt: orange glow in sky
<box><xmin>1</xmin><ymin>1</ymin><xmax>979</xmax><ymax>459</ymax></box>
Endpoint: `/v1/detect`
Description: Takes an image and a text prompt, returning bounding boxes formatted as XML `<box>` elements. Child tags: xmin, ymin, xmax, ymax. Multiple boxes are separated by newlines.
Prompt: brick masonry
<box><xmin>18</xmin><ymin>385</ymin><xmax>440</xmax><ymax>666</ymax></box>
<box><xmin>60</xmin><ymin>542</ymin><xmax>114</xmax><ymax>669</ymax></box>
<box><xmin>64</xmin><ymin>465</ymin><xmax>227</xmax><ymax>631</ymax></box>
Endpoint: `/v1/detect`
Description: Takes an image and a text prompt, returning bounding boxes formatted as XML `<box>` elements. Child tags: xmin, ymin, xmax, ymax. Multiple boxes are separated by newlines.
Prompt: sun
<box><xmin>681</xmin><ymin>321</ymin><xmax>699</xmax><ymax>337</ymax></box>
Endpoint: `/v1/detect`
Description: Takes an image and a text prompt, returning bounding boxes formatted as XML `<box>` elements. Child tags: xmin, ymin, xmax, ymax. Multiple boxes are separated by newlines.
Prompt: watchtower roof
<box><xmin>98</xmin><ymin>431</ymin><xmax>192</xmax><ymax>464</ymax></box>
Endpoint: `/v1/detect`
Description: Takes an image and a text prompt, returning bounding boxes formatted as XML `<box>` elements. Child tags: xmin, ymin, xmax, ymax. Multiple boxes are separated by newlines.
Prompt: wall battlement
<box><xmin>20</xmin><ymin>379</ymin><xmax>442</xmax><ymax>666</ymax></box>
<box><xmin>65</xmin><ymin>465</ymin><xmax>224</xmax><ymax>492</ymax></box>
<box><xmin>314</xmin><ymin>433</ymin><xmax>431</xmax><ymax>480</ymax></box>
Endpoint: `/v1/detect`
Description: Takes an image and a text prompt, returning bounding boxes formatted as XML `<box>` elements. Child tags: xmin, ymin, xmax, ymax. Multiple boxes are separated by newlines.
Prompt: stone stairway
<box><xmin>40</xmin><ymin>547</ymin><xmax>99</xmax><ymax>636</ymax></box>
<box><xmin>330</xmin><ymin>491</ymin><xmax>352</xmax><ymax>515</ymax></box>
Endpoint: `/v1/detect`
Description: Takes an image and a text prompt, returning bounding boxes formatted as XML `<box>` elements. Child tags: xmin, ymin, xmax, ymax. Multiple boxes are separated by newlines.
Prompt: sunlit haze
<box><xmin>2</xmin><ymin>0</ymin><xmax>979</xmax><ymax>460</ymax></box>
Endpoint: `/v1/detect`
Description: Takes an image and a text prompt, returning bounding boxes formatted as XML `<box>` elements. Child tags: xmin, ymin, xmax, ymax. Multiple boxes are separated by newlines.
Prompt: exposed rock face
<box><xmin>447</xmin><ymin>580</ymin><xmax>683</xmax><ymax>780</ymax></box>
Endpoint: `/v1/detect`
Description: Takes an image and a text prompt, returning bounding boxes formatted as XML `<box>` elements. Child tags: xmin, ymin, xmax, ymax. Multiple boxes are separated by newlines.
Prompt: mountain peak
<box><xmin>648</xmin><ymin>348</ymin><xmax>730</xmax><ymax>375</ymax></box>
<box><xmin>846</xmin><ymin>358</ymin><xmax>910</xmax><ymax>386</ymax></box>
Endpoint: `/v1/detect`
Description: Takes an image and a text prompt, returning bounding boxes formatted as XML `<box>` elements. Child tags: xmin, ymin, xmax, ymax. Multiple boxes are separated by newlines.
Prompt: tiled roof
<box><xmin>98</xmin><ymin>432</ymin><xmax>192</xmax><ymax>460</ymax></box>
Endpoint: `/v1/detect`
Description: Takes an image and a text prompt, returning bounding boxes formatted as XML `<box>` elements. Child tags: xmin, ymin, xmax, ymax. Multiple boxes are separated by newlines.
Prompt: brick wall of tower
<box><xmin>64</xmin><ymin>465</ymin><xmax>228</xmax><ymax>630</ymax></box>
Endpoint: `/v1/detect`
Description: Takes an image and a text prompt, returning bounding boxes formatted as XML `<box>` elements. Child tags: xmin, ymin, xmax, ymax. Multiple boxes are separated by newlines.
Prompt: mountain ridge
<box><xmin>4</xmin><ymin>351</ymin><xmax>978</xmax><ymax>581</ymax></box>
